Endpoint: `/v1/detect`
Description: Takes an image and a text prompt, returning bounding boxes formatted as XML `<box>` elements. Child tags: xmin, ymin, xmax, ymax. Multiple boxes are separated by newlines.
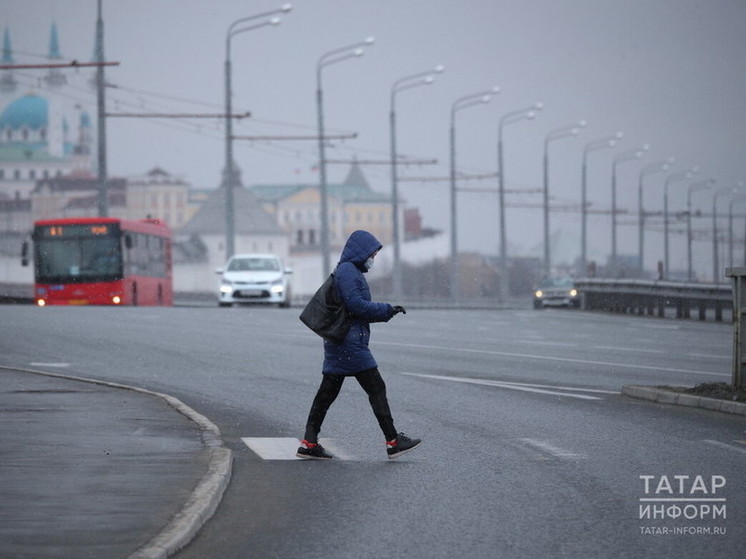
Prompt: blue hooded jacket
<box><xmin>322</xmin><ymin>230</ymin><xmax>395</xmax><ymax>375</ymax></box>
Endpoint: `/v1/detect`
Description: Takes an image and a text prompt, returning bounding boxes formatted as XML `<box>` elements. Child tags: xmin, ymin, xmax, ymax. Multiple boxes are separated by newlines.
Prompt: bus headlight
<box><xmin>36</xmin><ymin>299</ymin><xmax>46</xmax><ymax>307</ymax></box>
<box><xmin>569</xmin><ymin>289</ymin><xmax>578</xmax><ymax>297</ymax></box>
<box><xmin>112</xmin><ymin>296</ymin><xmax>122</xmax><ymax>305</ymax></box>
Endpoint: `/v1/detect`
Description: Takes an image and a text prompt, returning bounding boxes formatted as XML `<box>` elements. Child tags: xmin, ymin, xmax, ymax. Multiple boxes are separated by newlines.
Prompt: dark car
<box><xmin>533</xmin><ymin>277</ymin><xmax>580</xmax><ymax>309</ymax></box>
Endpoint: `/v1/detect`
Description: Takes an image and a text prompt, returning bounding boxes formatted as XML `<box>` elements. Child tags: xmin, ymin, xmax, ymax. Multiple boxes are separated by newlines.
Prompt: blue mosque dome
<box><xmin>0</xmin><ymin>93</ymin><xmax>48</xmax><ymax>130</ymax></box>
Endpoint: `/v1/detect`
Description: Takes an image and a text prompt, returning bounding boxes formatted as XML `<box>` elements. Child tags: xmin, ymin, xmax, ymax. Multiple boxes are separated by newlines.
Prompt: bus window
<box><xmin>35</xmin><ymin>235</ymin><xmax>122</xmax><ymax>283</ymax></box>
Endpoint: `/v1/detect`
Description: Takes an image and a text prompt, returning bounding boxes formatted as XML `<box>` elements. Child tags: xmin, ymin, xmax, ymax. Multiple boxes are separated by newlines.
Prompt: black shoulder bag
<box><xmin>299</xmin><ymin>272</ymin><xmax>352</xmax><ymax>343</ymax></box>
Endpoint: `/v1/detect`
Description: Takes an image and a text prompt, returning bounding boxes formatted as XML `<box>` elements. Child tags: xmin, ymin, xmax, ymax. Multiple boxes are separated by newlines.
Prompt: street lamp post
<box><xmin>224</xmin><ymin>4</ymin><xmax>291</xmax><ymax>261</ymax></box>
<box><xmin>638</xmin><ymin>158</ymin><xmax>674</xmax><ymax>274</ymax></box>
<box><xmin>317</xmin><ymin>37</ymin><xmax>375</xmax><ymax>278</ymax></box>
<box><xmin>713</xmin><ymin>182</ymin><xmax>744</xmax><ymax>283</ymax></box>
<box><xmin>581</xmin><ymin>133</ymin><xmax>623</xmax><ymax>275</ymax></box>
<box><xmin>610</xmin><ymin>146</ymin><xmax>647</xmax><ymax>277</ymax></box>
<box><xmin>664</xmin><ymin>167</ymin><xmax>698</xmax><ymax>279</ymax></box>
<box><xmin>728</xmin><ymin>194</ymin><xmax>746</xmax><ymax>269</ymax></box>
<box><xmin>497</xmin><ymin>102</ymin><xmax>543</xmax><ymax>301</ymax></box>
<box><xmin>686</xmin><ymin>179</ymin><xmax>714</xmax><ymax>281</ymax></box>
<box><xmin>449</xmin><ymin>86</ymin><xmax>499</xmax><ymax>299</ymax></box>
<box><xmin>390</xmin><ymin>65</ymin><xmax>444</xmax><ymax>298</ymax></box>
<box><xmin>543</xmin><ymin>121</ymin><xmax>586</xmax><ymax>276</ymax></box>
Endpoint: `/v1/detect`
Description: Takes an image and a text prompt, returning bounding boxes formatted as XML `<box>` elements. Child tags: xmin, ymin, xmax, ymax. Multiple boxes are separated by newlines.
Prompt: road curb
<box><xmin>622</xmin><ymin>385</ymin><xmax>746</xmax><ymax>416</ymax></box>
<box><xmin>0</xmin><ymin>366</ymin><xmax>233</xmax><ymax>559</ymax></box>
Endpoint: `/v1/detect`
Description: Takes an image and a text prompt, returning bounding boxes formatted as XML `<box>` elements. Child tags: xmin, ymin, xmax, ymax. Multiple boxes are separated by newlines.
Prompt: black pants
<box><xmin>303</xmin><ymin>368</ymin><xmax>397</xmax><ymax>442</ymax></box>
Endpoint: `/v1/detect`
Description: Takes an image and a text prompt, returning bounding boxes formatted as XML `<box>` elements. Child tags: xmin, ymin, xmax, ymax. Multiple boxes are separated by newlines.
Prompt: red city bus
<box><xmin>23</xmin><ymin>217</ymin><xmax>173</xmax><ymax>306</ymax></box>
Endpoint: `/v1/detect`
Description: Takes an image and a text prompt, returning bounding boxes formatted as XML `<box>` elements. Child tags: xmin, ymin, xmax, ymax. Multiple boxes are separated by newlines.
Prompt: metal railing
<box><xmin>574</xmin><ymin>278</ymin><xmax>732</xmax><ymax>322</ymax></box>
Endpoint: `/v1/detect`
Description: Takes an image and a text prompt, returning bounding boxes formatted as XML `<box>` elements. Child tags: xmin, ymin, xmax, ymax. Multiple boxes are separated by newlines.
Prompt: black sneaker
<box><xmin>386</xmin><ymin>432</ymin><xmax>422</xmax><ymax>459</ymax></box>
<box><xmin>296</xmin><ymin>440</ymin><xmax>333</xmax><ymax>460</ymax></box>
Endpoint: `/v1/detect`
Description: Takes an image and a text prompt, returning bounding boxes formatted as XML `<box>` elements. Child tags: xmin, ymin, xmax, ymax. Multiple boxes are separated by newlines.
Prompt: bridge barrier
<box><xmin>573</xmin><ymin>278</ymin><xmax>732</xmax><ymax>322</ymax></box>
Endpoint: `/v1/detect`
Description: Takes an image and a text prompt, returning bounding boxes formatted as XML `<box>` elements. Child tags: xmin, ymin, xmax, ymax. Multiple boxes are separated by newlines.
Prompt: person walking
<box><xmin>297</xmin><ymin>230</ymin><xmax>421</xmax><ymax>460</ymax></box>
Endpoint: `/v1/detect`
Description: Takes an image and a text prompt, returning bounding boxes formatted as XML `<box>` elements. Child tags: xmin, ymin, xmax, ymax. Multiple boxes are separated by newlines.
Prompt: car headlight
<box><xmin>220</xmin><ymin>281</ymin><xmax>233</xmax><ymax>294</ymax></box>
<box><xmin>569</xmin><ymin>289</ymin><xmax>578</xmax><ymax>297</ymax></box>
<box><xmin>270</xmin><ymin>279</ymin><xmax>285</xmax><ymax>294</ymax></box>
<box><xmin>535</xmin><ymin>290</ymin><xmax>543</xmax><ymax>298</ymax></box>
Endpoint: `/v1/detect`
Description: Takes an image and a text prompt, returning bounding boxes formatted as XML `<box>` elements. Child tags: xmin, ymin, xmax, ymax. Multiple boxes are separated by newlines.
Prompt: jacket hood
<box><xmin>338</xmin><ymin>230</ymin><xmax>382</xmax><ymax>267</ymax></box>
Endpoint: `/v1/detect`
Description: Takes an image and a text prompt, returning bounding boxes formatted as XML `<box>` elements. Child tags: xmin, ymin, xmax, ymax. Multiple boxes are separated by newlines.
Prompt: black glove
<box><xmin>392</xmin><ymin>305</ymin><xmax>407</xmax><ymax>315</ymax></box>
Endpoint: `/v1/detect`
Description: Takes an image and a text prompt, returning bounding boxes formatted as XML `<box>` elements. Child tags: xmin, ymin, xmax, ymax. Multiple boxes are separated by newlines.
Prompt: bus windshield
<box><xmin>35</xmin><ymin>235</ymin><xmax>122</xmax><ymax>283</ymax></box>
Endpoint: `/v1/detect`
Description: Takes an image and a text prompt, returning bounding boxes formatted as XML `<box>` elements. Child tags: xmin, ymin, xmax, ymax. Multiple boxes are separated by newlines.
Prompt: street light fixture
<box><xmin>638</xmin><ymin>158</ymin><xmax>674</xmax><ymax>274</ymax></box>
<box><xmin>610</xmin><ymin>145</ymin><xmax>648</xmax><ymax>277</ymax></box>
<box><xmin>664</xmin><ymin>166</ymin><xmax>698</xmax><ymax>279</ymax></box>
<box><xmin>497</xmin><ymin>102</ymin><xmax>543</xmax><ymax>301</ymax></box>
<box><xmin>581</xmin><ymin>133</ymin><xmax>623</xmax><ymax>275</ymax></box>
<box><xmin>449</xmin><ymin>86</ymin><xmax>500</xmax><ymax>299</ymax></box>
<box><xmin>317</xmin><ymin>37</ymin><xmax>375</xmax><ymax>277</ymax></box>
<box><xmin>543</xmin><ymin>120</ymin><xmax>586</xmax><ymax>276</ymax></box>
<box><xmin>686</xmin><ymin>179</ymin><xmax>715</xmax><ymax>281</ymax></box>
<box><xmin>223</xmin><ymin>4</ymin><xmax>291</xmax><ymax>261</ymax></box>
<box><xmin>390</xmin><ymin>65</ymin><xmax>444</xmax><ymax>298</ymax></box>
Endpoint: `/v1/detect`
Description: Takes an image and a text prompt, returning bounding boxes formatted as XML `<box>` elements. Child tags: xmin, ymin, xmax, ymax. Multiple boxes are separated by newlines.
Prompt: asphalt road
<box><xmin>2</xmin><ymin>305</ymin><xmax>743</xmax><ymax>558</ymax></box>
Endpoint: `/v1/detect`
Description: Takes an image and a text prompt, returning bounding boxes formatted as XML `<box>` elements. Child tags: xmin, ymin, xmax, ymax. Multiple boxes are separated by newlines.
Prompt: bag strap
<box><xmin>328</xmin><ymin>266</ymin><xmax>347</xmax><ymax>312</ymax></box>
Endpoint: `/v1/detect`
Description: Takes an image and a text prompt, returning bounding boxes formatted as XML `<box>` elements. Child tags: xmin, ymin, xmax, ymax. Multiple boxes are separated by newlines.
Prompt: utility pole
<box><xmin>95</xmin><ymin>0</ymin><xmax>108</xmax><ymax>217</ymax></box>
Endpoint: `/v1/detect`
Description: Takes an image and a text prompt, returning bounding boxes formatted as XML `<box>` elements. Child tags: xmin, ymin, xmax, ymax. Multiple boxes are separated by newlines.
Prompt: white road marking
<box><xmin>520</xmin><ymin>438</ymin><xmax>586</xmax><ymax>459</ymax></box>
<box><xmin>592</xmin><ymin>345</ymin><xmax>666</xmax><ymax>355</ymax></box>
<box><xmin>703</xmin><ymin>439</ymin><xmax>746</xmax><ymax>456</ymax></box>
<box><xmin>495</xmin><ymin>380</ymin><xmax>619</xmax><ymax>395</ymax></box>
<box><xmin>378</xmin><ymin>340</ymin><xmax>728</xmax><ymax>378</ymax></box>
<box><xmin>635</xmin><ymin>323</ymin><xmax>681</xmax><ymax>330</ymax></box>
<box><xmin>688</xmin><ymin>353</ymin><xmax>730</xmax><ymax>360</ymax></box>
<box><xmin>29</xmin><ymin>362</ymin><xmax>70</xmax><ymax>368</ymax></box>
<box><xmin>241</xmin><ymin>437</ymin><xmax>353</xmax><ymax>461</ymax></box>
<box><xmin>517</xmin><ymin>341</ymin><xmax>579</xmax><ymax>348</ymax></box>
<box><xmin>400</xmin><ymin>372</ymin><xmax>609</xmax><ymax>400</ymax></box>
<box><xmin>242</xmin><ymin>437</ymin><xmax>302</xmax><ymax>460</ymax></box>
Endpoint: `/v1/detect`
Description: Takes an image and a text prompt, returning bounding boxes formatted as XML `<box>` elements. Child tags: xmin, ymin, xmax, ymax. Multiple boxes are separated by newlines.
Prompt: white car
<box><xmin>216</xmin><ymin>254</ymin><xmax>292</xmax><ymax>307</ymax></box>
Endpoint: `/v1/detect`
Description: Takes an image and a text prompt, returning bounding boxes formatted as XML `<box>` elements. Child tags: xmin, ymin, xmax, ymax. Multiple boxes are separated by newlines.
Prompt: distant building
<box><xmin>31</xmin><ymin>172</ymin><xmax>126</xmax><ymax>220</ymax></box>
<box><xmin>250</xmin><ymin>161</ymin><xmax>395</xmax><ymax>254</ymax></box>
<box><xmin>125</xmin><ymin>167</ymin><xmax>192</xmax><ymax>228</ymax></box>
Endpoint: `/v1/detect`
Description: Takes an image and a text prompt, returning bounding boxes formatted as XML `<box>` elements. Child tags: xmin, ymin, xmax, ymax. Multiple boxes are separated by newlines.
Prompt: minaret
<box><xmin>0</xmin><ymin>28</ymin><xmax>17</xmax><ymax>94</ymax></box>
<box><xmin>72</xmin><ymin>110</ymin><xmax>93</xmax><ymax>172</ymax></box>
<box><xmin>45</xmin><ymin>23</ymin><xmax>65</xmax><ymax>157</ymax></box>
<box><xmin>44</xmin><ymin>23</ymin><xmax>66</xmax><ymax>88</ymax></box>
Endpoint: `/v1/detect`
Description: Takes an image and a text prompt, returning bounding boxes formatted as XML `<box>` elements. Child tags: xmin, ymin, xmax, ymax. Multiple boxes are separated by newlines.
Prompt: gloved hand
<box><xmin>392</xmin><ymin>305</ymin><xmax>407</xmax><ymax>315</ymax></box>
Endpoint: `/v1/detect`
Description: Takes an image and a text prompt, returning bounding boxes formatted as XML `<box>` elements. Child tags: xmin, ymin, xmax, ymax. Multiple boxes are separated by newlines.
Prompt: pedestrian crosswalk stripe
<box><xmin>241</xmin><ymin>437</ymin><xmax>352</xmax><ymax>460</ymax></box>
<box><xmin>241</xmin><ymin>437</ymin><xmax>301</xmax><ymax>460</ymax></box>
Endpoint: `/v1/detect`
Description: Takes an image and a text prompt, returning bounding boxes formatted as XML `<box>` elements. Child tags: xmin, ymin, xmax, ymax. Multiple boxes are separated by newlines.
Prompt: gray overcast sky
<box><xmin>5</xmin><ymin>0</ymin><xmax>746</xmax><ymax>276</ymax></box>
